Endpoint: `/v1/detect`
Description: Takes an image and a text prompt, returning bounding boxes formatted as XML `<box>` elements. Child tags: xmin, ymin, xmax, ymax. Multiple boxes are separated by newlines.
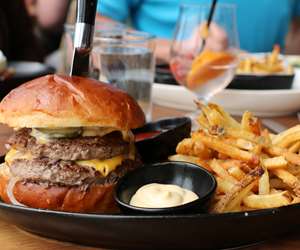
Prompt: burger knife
<box><xmin>70</xmin><ymin>0</ymin><xmax>98</xmax><ymax>77</ymax></box>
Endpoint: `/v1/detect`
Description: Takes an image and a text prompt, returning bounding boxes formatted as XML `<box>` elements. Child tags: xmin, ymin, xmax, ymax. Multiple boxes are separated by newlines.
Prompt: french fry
<box><xmin>243</xmin><ymin>191</ymin><xmax>291</xmax><ymax>209</ymax></box>
<box><xmin>168</xmin><ymin>154</ymin><xmax>211</xmax><ymax>171</ymax></box>
<box><xmin>218</xmin><ymin>159</ymin><xmax>243</xmax><ymax>170</ymax></box>
<box><xmin>274</xmin><ymin>131</ymin><xmax>300</xmax><ymax>148</ymax></box>
<box><xmin>241</xmin><ymin>111</ymin><xmax>253</xmax><ymax>132</ymax></box>
<box><xmin>272</xmin><ymin>169</ymin><xmax>300</xmax><ymax>196</ymax></box>
<box><xmin>261</xmin><ymin>129</ymin><xmax>272</xmax><ymax>146</ymax></box>
<box><xmin>193</xmin><ymin>132</ymin><xmax>259</xmax><ymax>164</ymax></box>
<box><xmin>197</xmin><ymin>114</ymin><xmax>209</xmax><ymax>129</ymax></box>
<box><xmin>272</xmin><ymin>125</ymin><xmax>300</xmax><ymax>145</ymax></box>
<box><xmin>268</xmin><ymin>45</ymin><xmax>280</xmax><ymax>68</ymax></box>
<box><xmin>266</xmin><ymin>146</ymin><xmax>300</xmax><ymax>166</ymax></box>
<box><xmin>240</xmin><ymin>206</ymin><xmax>256</xmax><ymax>211</ymax></box>
<box><xmin>259</xmin><ymin>169</ymin><xmax>270</xmax><ymax>195</ymax></box>
<box><xmin>236</xmin><ymin>138</ymin><xmax>254</xmax><ymax>151</ymax></box>
<box><xmin>270</xmin><ymin>188</ymin><xmax>281</xmax><ymax>194</ymax></box>
<box><xmin>211</xmin><ymin>167</ymin><xmax>263</xmax><ymax>213</ymax></box>
<box><xmin>225</xmin><ymin>127</ymin><xmax>259</xmax><ymax>143</ymax></box>
<box><xmin>292</xmin><ymin>196</ymin><xmax>300</xmax><ymax>204</ymax></box>
<box><xmin>176</xmin><ymin>138</ymin><xmax>212</xmax><ymax>159</ymax></box>
<box><xmin>210</xmin><ymin>159</ymin><xmax>238</xmax><ymax>184</ymax></box>
<box><xmin>223</xmin><ymin>137</ymin><xmax>253</xmax><ymax>151</ymax></box>
<box><xmin>224</xmin><ymin>181</ymin><xmax>257</xmax><ymax>213</ymax></box>
<box><xmin>252</xmin><ymin>144</ymin><xmax>263</xmax><ymax>155</ymax></box>
<box><xmin>216</xmin><ymin>177</ymin><xmax>235</xmax><ymax>194</ymax></box>
<box><xmin>262</xmin><ymin>156</ymin><xmax>288</xmax><ymax>169</ymax></box>
<box><xmin>201</xmin><ymin>105</ymin><xmax>226</xmax><ymax>127</ymax></box>
<box><xmin>207</xmin><ymin>103</ymin><xmax>241</xmax><ymax>129</ymax></box>
<box><xmin>288</xmin><ymin>141</ymin><xmax>300</xmax><ymax>153</ymax></box>
<box><xmin>241</xmin><ymin>111</ymin><xmax>261</xmax><ymax>136</ymax></box>
<box><xmin>228</xmin><ymin>166</ymin><xmax>246</xmax><ymax>181</ymax></box>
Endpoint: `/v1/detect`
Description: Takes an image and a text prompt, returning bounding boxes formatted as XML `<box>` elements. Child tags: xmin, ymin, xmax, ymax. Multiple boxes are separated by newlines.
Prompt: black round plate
<box><xmin>0</xmin><ymin>61</ymin><xmax>55</xmax><ymax>99</ymax></box>
<box><xmin>0</xmin><ymin>201</ymin><xmax>299</xmax><ymax>249</ymax></box>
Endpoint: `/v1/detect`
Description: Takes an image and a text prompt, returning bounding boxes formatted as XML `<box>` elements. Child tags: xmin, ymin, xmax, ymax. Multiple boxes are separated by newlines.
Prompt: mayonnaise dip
<box><xmin>130</xmin><ymin>183</ymin><xmax>199</xmax><ymax>208</ymax></box>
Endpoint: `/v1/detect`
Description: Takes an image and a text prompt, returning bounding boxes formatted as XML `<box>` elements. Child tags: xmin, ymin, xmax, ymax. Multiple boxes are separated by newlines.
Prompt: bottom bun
<box><xmin>0</xmin><ymin>173</ymin><xmax>119</xmax><ymax>213</ymax></box>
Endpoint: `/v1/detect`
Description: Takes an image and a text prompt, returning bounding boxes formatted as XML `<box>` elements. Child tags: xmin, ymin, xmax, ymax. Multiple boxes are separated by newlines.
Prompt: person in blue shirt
<box><xmin>96</xmin><ymin>0</ymin><xmax>300</xmax><ymax>62</ymax></box>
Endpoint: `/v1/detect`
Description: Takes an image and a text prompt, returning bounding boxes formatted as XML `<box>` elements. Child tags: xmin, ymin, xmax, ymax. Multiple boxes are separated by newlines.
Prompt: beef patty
<box><xmin>9</xmin><ymin>158</ymin><xmax>139</xmax><ymax>186</ymax></box>
<box><xmin>8</xmin><ymin>129</ymin><xmax>129</xmax><ymax>161</ymax></box>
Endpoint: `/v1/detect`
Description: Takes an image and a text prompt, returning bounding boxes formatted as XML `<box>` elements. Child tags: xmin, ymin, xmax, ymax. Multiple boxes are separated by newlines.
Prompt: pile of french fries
<box><xmin>237</xmin><ymin>45</ymin><xmax>293</xmax><ymax>74</ymax></box>
<box><xmin>169</xmin><ymin>102</ymin><xmax>300</xmax><ymax>213</ymax></box>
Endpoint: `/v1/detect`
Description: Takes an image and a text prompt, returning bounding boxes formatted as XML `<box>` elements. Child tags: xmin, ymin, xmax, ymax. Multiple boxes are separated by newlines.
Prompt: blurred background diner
<box><xmin>96</xmin><ymin>0</ymin><xmax>300</xmax><ymax>63</ymax></box>
<box><xmin>0</xmin><ymin>0</ymin><xmax>70</xmax><ymax>62</ymax></box>
<box><xmin>1</xmin><ymin>0</ymin><xmax>300</xmax><ymax>64</ymax></box>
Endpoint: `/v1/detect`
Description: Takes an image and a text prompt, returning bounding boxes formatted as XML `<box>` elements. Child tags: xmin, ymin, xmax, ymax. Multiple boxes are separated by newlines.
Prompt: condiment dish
<box><xmin>114</xmin><ymin>161</ymin><xmax>217</xmax><ymax>214</ymax></box>
<box><xmin>133</xmin><ymin>117</ymin><xmax>191</xmax><ymax>163</ymax></box>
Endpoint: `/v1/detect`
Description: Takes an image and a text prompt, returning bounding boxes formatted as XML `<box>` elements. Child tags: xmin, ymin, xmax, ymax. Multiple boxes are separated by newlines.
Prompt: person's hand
<box><xmin>183</xmin><ymin>22</ymin><xmax>228</xmax><ymax>54</ymax></box>
<box><xmin>202</xmin><ymin>22</ymin><xmax>228</xmax><ymax>51</ymax></box>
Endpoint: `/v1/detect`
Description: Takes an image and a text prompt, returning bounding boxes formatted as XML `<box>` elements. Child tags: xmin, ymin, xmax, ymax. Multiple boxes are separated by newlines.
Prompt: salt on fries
<box><xmin>169</xmin><ymin>102</ymin><xmax>300</xmax><ymax>213</ymax></box>
<box><xmin>237</xmin><ymin>45</ymin><xmax>293</xmax><ymax>75</ymax></box>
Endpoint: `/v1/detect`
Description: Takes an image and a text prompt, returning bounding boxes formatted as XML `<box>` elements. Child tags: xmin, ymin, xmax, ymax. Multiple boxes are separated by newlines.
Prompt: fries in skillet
<box><xmin>237</xmin><ymin>45</ymin><xmax>293</xmax><ymax>75</ymax></box>
<box><xmin>169</xmin><ymin>102</ymin><xmax>300</xmax><ymax>213</ymax></box>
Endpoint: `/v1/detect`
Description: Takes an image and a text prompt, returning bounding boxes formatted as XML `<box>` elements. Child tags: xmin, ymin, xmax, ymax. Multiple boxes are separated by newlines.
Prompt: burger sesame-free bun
<box><xmin>0</xmin><ymin>171</ymin><xmax>119</xmax><ymax>213</ymax></box>
<box><xmin>0</xmin><ymin>74</ymin><xmax>145</xmax><ymax>130</ymax></box>
<box><xmin>0</xmin><ymin>164</ymin><xmax>120</xmax><ymax>213</ymax></box>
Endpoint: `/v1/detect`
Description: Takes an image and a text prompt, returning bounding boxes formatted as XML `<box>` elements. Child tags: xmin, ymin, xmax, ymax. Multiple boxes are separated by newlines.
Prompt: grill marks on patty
<box><xmin>6</xmin><ymin>128</ymin><xmax>139</xmax><ymax>187</ymax></box>
<box><xmin>8</xmin><ymin>128</ymin><xmax>129</xmax><ymax>161</ymax></box>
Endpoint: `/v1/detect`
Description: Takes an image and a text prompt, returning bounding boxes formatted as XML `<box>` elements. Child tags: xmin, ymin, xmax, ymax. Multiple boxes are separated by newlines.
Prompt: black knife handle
<box><xmin>77</xmin><ymin>0</ymin><xmax>98</xmax><ymax>25</ymax></box>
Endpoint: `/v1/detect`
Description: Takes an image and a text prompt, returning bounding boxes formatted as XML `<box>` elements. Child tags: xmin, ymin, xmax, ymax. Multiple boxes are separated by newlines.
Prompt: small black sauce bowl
<box><xmin>132</xmin><ymin>117</ymin><xmax>191</xmax><ymax>163</ymax></box>
<box><xmin>114</xmin><ymin>162</ymin><xmax>217</xmax><ymax>215</ymax></box>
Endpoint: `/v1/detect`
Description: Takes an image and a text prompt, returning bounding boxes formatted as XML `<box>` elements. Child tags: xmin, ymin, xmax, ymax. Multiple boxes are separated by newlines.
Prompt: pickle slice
<box><xmin>34</xmin><ymin>127</ymin><xmax>83</xmax><ymax>139</ymax></box>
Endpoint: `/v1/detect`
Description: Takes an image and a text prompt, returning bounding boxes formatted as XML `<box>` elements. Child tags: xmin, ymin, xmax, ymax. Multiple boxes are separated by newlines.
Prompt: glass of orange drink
<box><xmin>170</xmin><ymin>3</ymin><xmax>239</xmax><ymax>103</ymax></box>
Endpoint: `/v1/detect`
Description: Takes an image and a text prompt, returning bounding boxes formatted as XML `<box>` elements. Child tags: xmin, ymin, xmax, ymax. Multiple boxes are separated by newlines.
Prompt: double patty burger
<box><xmin>0</xmin><ymin>74</ymin><xmax>145</xmax><ymax>213</ymax></box>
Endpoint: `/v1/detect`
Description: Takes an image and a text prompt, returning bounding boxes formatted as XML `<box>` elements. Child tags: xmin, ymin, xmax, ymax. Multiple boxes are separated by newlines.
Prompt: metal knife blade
<box><xmin>70</xmin><ymin>0</ymin><xmax>98</xmax><ymax>77</ymax></box>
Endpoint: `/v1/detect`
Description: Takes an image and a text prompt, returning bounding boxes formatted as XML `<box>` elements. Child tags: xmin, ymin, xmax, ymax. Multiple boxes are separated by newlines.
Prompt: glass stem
<box><xmin>196</xmin><ymin>95</ymin><xmax>211</xmax><ymax>106</ymax></box>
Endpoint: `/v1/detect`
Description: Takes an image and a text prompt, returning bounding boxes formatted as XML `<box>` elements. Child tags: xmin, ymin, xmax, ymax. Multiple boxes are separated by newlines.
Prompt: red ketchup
<box><xmin>135</xmin><ymin>131</ymin><xmax>161</xmax><ymax>142</ymax></box>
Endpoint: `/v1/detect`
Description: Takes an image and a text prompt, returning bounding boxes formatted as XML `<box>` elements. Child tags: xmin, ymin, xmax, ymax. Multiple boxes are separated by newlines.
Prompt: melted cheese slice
<box><xmin>5</xmin><ymin>148</ymin><xmax>33</xmax><ymax>165</ymax></box>
<box><xmin>76</xmin><ymin>156</ymin><xmax>124</xmax><ymax>177</ymax></box>
<box><xmin>5</xmin><ymin>143</ymin><xmax>136</xmax><ymax>177</ymax></box>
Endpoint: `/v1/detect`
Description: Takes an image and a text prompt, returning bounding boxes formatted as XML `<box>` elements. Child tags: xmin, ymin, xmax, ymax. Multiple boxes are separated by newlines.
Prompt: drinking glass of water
<box><xmin>92</xmin><ymin>30</ymin><xmax>155</xmax><ymax>121</ymax></box>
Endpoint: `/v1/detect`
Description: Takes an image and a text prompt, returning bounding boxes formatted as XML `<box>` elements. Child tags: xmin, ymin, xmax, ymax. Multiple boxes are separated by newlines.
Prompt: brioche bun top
<box><xmin>0</xmin><ymin>74</ymin><xmax>145</xmax><ymax>130</ymax></box>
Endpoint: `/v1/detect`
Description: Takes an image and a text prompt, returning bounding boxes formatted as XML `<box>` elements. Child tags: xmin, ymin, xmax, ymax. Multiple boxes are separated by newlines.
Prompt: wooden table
<box><xmin>0</xmin><ymin>104</ymin><xmax>300</xmax><ymax>250</ymax></box>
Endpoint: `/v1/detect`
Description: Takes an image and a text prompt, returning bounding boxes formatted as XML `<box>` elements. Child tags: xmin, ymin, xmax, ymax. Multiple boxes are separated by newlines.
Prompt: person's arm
<box><xmin>96</xmin><ymin>15</ymin><xmax>227</xmax><ymax>64</ymax></box>
<box><xmin>96</xmin><ymin>14</ymin><xmax>171</xmax><ymax>63</ymax></box>
<box><xmin>35</xmin><ymin>0</ymin><xmax>70</xmax><ymax>32</ymax></box>
<box><xmin>285</xmin><ymin>18</ymin><xmax>300</xmax><ymax>54</ymax></box>
<box><xmin>154</xmin><ymin>39</ymin><xmax>172</xmax><ymax>64</ymax></box>
<box><xmin>0</xmin><ymin>1</ymin><xmax>45</xmax><ymax>61</ymax></box>
<box><xmin>96</xmin><ymin>14</ymin><xmax>118</xmax><ymax>24</ymax></box>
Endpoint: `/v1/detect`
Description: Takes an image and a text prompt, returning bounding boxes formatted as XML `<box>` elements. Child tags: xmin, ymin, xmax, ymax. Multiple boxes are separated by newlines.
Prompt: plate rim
<box><xmin>1</xmin><ymin>199</ymin><xmax>300</xmax><ymax>220</ymax></box>
<box><xmin>154</xmin><ymin>83</ymin><xmax>300</xmax><ymax>95</ymax></box>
